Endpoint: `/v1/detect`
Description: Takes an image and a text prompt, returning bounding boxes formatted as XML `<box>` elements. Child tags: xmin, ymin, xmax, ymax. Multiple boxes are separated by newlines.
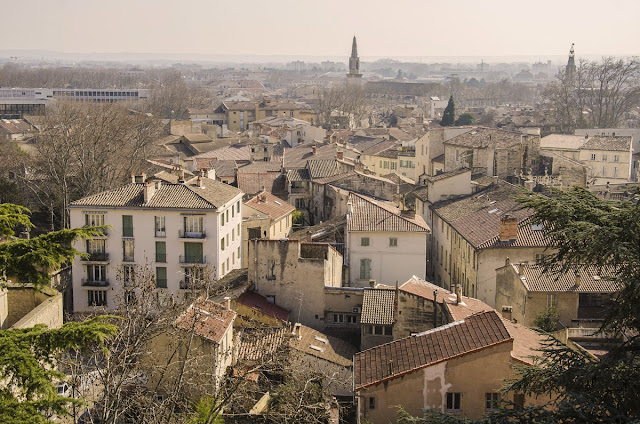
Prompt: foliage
<box><xmin>455</xmin><ymin>112</ymin><xmax>475</xmax><ymax>126</ymax></box>
<box><xmin>440</xmin><ymin>96</ymin><xmax>455</xmax><ymax>126</ymax></box>
<box><xmin>292</xmin><ymin>209</ymin><xmax>304</xmax><ymax>226</ymax></box>
<box><xmin>187</xmin><ymin>397</ymin><xmax>225</xmax><ymax>424</ymax></box>
<box><xmin>0</xmin><ymin>317</ymin><xmax>119</xmax><ymax>424</ymax></box>
<box><xmin>0</xmin><ymin>204</ymin><xmax>106</xmax><ymax>286</ymax></box>
<box><xmin>544</xmin><ymin>57</ymin><xmax>640</xmax><ymax>133</ymax></box>
<box><xmin>533</xmin><ymin>305</ymin><xmax>560</xmax><ymax>332</ymax></box>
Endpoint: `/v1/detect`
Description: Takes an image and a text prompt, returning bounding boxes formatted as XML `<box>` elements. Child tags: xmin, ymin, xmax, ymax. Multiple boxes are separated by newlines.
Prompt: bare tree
<box><xmin>315</xmin><ymin>83</ymin><xmax>369</xmax><ymax>130</ymax></box>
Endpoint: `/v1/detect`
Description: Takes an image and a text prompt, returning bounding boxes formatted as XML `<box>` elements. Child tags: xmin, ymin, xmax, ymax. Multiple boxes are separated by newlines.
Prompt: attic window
<box><xmin>593</xmin><ymin>275</ymin><xmax>601</xmax><ymax>280</ymax></box>
<box><xmin>309</xmin><ymin>345</ymin><xmax>325</xmax><ymax>352</ymax></box>
<box><xmin>488</xmin><ymin>208</ymin><xmax>499</xmax><ymax>214</ymax></box>
<box><xmin>274</xmin><ymin>200</ymin><xmax>282</xmax><ymax>205</ymax></box>
<box><xmin>531</xmin><ymin>224</ymin><xmax>543</xmax><ymax>231</ymax></box>
<box><xmin>314</xmin><ymin>336</ymin><xmax>328</xmax><ymax>344</ymax></box>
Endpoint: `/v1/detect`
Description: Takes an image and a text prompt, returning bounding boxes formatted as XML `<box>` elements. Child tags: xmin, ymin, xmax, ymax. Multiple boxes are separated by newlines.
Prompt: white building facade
<box><xmin>69</xmin><ymin>175</ymin><xmax>243</xmax><ymax>312</ymax></box>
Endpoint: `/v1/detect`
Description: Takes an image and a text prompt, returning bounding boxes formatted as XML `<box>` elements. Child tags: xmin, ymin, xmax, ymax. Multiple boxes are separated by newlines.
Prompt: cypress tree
<box><xmin>440</xmin><ymin>95</ymin><xmax>455</xmax><ymax>126</ymax></box>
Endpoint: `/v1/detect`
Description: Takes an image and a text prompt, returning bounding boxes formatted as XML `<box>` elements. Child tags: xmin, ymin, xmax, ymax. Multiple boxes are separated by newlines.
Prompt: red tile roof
<box><xmin>348</xmin><ymin>192</ymin><xmax>429</xmax><ymax>233</ymax></box>
<box><xmin>236</xmin><ymin>290</ymin><xmax>290</xmax><ymax>322</ymax></box>
<box><xmin>175</xmin><ymin>298</ymin><xmax>236</xmax><ymax>343</ymax></box>
<box><xmin>354</xmin><ymin>311</ymin><xmax>511</xmax><ymax>389</ymax></box>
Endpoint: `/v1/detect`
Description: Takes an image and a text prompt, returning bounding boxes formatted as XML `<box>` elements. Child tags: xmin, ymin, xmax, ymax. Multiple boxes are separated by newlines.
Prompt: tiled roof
<box><xmin>432</xmin><ymin>153</ymin><xmax>445</xmax><ymax>163</ymax></box>
<box><xmin>238</xmin><ymin>172</ymin><xmax>286</xmax><ymax>197</ymax></box>
<box><xmin>477</xmin><ymin>217</ymin><xmax>549</xmax><ymax>249</ymax></box>
<box><xmin>432</xmin><ymin>181</ymin><xmax>545</xmax><ymax>249</ymax></box>
<box><xmin>237</xmin><ymin>162</ymin><xmax>282</xmax><ymax>173</ymax></box>
<box><xmin>354</xmin><ymin>311</ymin><xmax>511</xmax><ymax>389</ymax></box>
<box><xmin>283</xmin><ymin>143</ymin><xmax>343</xmax><ymax>168</ymax></box>
<box><xmin>308</xmin><ymin>159</ymin><xmax>340</xmax><ymax>179</ymax></box>
<box><xmin>444</xmin><ymin>128</ymin><xmax>538</xmax><ymax>149</ymax></box>
<box><xmin>192</xmin><ymin>144</ymin><xmax>252</xmax><ymax>161</ymax></box>
<box><xmin>516</xmin><ymin>264</ymin><xmax>619</xmax><ymax>293</ymax></box>
<box><xmin>286</xmin><ymin>168</ymin><xmax>310</xmax><ymax>182</ymax></box>
<box><xmin>376</xmin><ymin>148</ymin><xmax>399</xmax><ymax>159</ymax></box>
<box><xmin>292</xmin><ymin>324</ymin><xmax>358</xmax><ymax>367</ymax></box>
<box><xmin>540</xmin><ymin>134</ymin><xmax>586</xmax><ymax>150</ymax></box>
<box><xmin>348</xmin><ymin>192</ymin><xmax>429</xmax><ymax>233</ymax></box>
<box><xmin>399</xmin><ymin>276</ymin><xmax>451</xmax><ymax>304</ymax></box>
<box><xmin>70</xmin><ymin>177</ymin><xmax>242</xmax><ymax>210</ymax></box>
<box><xmin>361</xmin><ymin>288</ymin><xmax>396</xmax><ymax>325</ymax></box>
<box><xmin>236</xmin><ymin>291</ymin><xmax>290</xmax><ymax>322</ymax></box>
<box><xmin>360</xmin><ymin>140</ymin><xmax>397</xmax><ymax>156</ymax></box>
<box><xmin>244</xmin><ymin>190</ymin><xmax>295</xmax><ymax>220</ymax></box>
<box><xmin>423</xmin><ymin>168</ymin><xmax>471</xmax><ymax>183</ymax></box>
<box><xmin>174</xmin><ymin>298</ymin><xmax>236</xmax><ymax>343</ymax></box>
<box><xmin>313</xmin><ymin>171</ymin><xmax>357</xmax><ymax>185</ymax></box>
<box><xmin>209</xmin><ymin>160</ymin><xmax>239</xmax><ymax>177</ymax></box>
<box><xmin>183</xmin><ymin>133</ymin><xmax>213</xmax><ymax>143</ymax></box>
<box><xmin>237</xmin><ymin>327</ymin><xmax>289</xmax><ymax>362</ymax></box>
<box><xmin>580</xmin><ymin>136</ymin><xmax>631</xmax><ymax>152</ymax></box>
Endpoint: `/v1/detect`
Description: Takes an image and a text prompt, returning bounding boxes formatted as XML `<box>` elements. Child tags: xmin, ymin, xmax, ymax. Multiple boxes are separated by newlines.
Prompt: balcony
<box><xmin>178</xmin><ymin>229</ymin><xmax>207</xmax><ymax>239</ymax></box>
<box><xmin>81</xmin><ymin>278</ymin><xmax>110</xmax><ymax>287</ymax></box>
<box><xmin>289</xmin><ymin>187</ymin><xmax>307</xmax><ymax>194</ymax></box>
<box><xmin>179</xmin><ymin>279</ymin><xmax>204</xmax><ymax>290</ymax></box>
<box><xmin>123</xmin><ymin>255</ymin><xmax>135</xmax><ymax>263</ymax></box>
<box><xmin>179</xmin><ymin>255</ymin><xmax>207</xmax><ymax>265</ymax></box>
<box><xmin>81</xmin><ymin>252</ymin><xmax>109</xmax><ymax>262</ymax></box>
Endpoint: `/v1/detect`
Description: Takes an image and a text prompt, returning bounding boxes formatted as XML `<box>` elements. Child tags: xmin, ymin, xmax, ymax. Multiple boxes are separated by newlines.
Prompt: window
<box><xmin>156</xmin><ymin>241</ymin><xmax>166</xmax><ymax>263</ymax></box>
<box><xmin>237</xmin><ymin>223</ymin><xmax>240</xmax><ymax>235</ymax></box>
<box><xmin>295</xmin><ymin>198</ymin><xmax>306</xmax><ymax>209</ymax></box>
<box><xmin>85</xmin><ymin>212</ymin><xmax>105</xmax><ymax>227</ymax></box>
<box><xmin>361</xmin><ymin>237</ymin><xmax>370</xmax><ymax>246</ymax></box>
<box><xmin>183</xmin><ymin>266</ymin><xmax>204</xmax><ymax>288</ymax></box>
<box><xmin>86</xmin><ymin>264</ymin><xmax>106</xmax><ymax>283</ymax></box>
<box><xmin>267</xmin><ymin>259</ymin><xmax>276</xmax><ymax>280</ymax></box>
<box><xmin>220</xmin><ymin>214</ymin><xmax>225</xmax><ymax>226</ymax></box>
<box><xmin>122</xmin><ymin>215</ymin><xmax>133</xmax><ymax>237</ymax></box>
<box><xmin>156</xmin><ymin>267</ymin><xmax>167</xmax><ymax>288</ymax></box>
<box><xmin>184</xmin><ymin>216</ymin><xmax>204</xmax><ymax>237</ymax></box>
<box><xmin>221</xmin><ymin>262</ymin><xmax>225</xmax><ymax>275</ymax></box>
<box><xmin>154</xmin><ymin>216</ymin><xmax>165</xmax><ymax>237</ymax></box>
<box><xmin>369</xmin><ymin>397</ymin><xmax>375</xmax><ymax>410</ymax></box>
<box><xmin>123</xmin><ymin>239</ymin><xmax>134</xmax><ymax>262</ymax></box>
<box><xmin>88</xmin><ymin>290</ymin><xmax>107</xmax><ymax>307</ymax></box>
<box><xmin>389</xmin><ymin>237</ymin><xmax>398</xmax><ymax>247</ymax></box>
<box><xmin>602</xmin><ymin>167</ymin><xmax>607</xmax><ymax>177</ymax></box>
<box><xmin>123</xmin><ymin>265</ymin><xmax>135</xmax><ymax>286</ymax></box>
<box><xmin>614</xmin><ymin>155</ymin><xmax>619</xmax><ymax>162</ymax></box>
<box><xmin>220</xmin><ymin>237</ymin><xmax>225</xmax><ymax>251</ymax></box>
<box><xmin>237</xmin><ymin>201</ymin><xmax>240</xmax><ymax>214</ymax></box>
<box><xmin>359</xmin><ymin>258</ymin><xmax>371</xmax><ymax>280</ymax></box>
<box><xmin>485</xmin><ymin>393</ymin><xmax>500</xmax><ymax>411</ymax></box>
<box><xmin>237</xmin><ymin>246</ymin><xmax>241</xmax><ymax>260</ymax></box>
<box><xmin>591</xmin><ymin>153</ymin><xmax>596</xmax><ymax>161</ymax></box>
<box><xmin>546</xmin><ymin>294</ymin><xmax>557</xmax><ymax>308</ymax></box>
<box><xmin>613</xmin><ymin>167</ymin><xmax>618</xmax><ymax>178</ymax></box>
<box><xmin>226</xmin><ymin>210</ymin><xmax>229</xmax><ymax>223</ymax></box>
<box><xmin>183</xmin><ymin>242</ymin><xmax>204</xmax><ymax>264</ymax></box>
<box><xmin>87</xmin><ymin>239</ymin><xmax>105</xmax><ymax>254</ymax></box>
<box><xmin>446</xmin><ymin>393</ymin><xmax>461</xmax><ymax>411</ymax></box>
<box><xmin>602</xmin><ymin>154</ymin><xmax>607</xmax><ymax>162</ymax></box>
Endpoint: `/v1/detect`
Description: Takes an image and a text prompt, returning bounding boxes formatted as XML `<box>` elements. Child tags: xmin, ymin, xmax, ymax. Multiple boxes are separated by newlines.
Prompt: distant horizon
<box><xmin>2</xmin><ymin>0</ymin><xmax>638</xmax><ymax>61</ymax></box>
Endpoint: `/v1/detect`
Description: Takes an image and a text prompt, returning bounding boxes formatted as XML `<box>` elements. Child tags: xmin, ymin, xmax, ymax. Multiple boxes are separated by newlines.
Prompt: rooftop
<box><xmin>444</xmin><ymin>128</ymin><xmax>538</xmax><ymax>149</ymax></box>
<box><xmin>361</xmin><ymin>288</ymin><xmax>396</xmax><ymax>325</ymax></box>
<box><xmin>348</xmin><ymin>192</ymin><xmax>429</xmax><ymax>233</ymax></box>
<box><xmin>174</xmin><ymin>298</ymin><xmax>236</xmax><ymax>344</ymax></box>
<box><xmin>581</xmin><ymin>136</ymin><xmax>631</xmax><ymax>152</ymax></box>
<box><xmin>236</xmin><ymin>291</ymin><xmax>290</xmax><ymax>323</ymax></box>
<box><xmin>514</xmin><ymin>264</ymin><xmax>619</xmax><ymax>293</ymax></box>
<box><xmin>244</xmin><ymin>190</ymin><xmax>295</xmax><ymax>221</ymax></box>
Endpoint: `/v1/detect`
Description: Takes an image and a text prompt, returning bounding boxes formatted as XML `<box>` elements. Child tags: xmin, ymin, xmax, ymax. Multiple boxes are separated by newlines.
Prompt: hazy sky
<box><xmin>5</xmin><ymin>0</ymin><xmax>639</xmax><ymax>58</ymax></box>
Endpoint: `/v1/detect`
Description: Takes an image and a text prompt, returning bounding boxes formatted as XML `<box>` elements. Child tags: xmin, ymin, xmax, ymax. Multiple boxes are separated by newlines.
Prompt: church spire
<box><xmin>351</xmin><ymin>36</ymin><xmax>358</xmax><ymax>58</ymax></box>
<box><xmin>347</xmin><ymin>35</ymin><xmax>362</xmax><ymax>85</ymax></box>
<box><xmin>566</xmin><ymin>43</ymin><xmax>576</xmax><ymax>77</ymax></box>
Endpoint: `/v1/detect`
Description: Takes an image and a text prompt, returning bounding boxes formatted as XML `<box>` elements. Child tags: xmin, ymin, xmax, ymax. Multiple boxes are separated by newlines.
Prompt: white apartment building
<box><xmin>69</xmin><ymin>174</ymin><xmax>243</xmax><ymax>312</ymax></box>
<box><xmin>345</xmin><ymin>192</ymin><xmax>430</xmax><ymax>288</ymax></box>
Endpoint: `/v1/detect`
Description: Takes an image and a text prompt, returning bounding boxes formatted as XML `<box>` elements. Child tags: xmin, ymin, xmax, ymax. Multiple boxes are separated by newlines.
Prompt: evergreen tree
<box><xmin>455</xmin><ymin>112</ymin><xmax>475</xmax><ymax>126</ymax></box>
<box><xmin>440</xmin><ymin>96</ymin><xmax>455</xmax><ymax>126</ymax></box>
<box><xmin>0</xmin><ymin>203</ymin><xmax>118</xmax><ymax>422</ymax></box>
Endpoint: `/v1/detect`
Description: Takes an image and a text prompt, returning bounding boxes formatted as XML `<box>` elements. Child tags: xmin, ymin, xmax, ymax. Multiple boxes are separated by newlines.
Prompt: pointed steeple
<box><xmin>347</xmin><ymin>35</ymin><xmax>362</xmax><ymax>84</ymax></box>
<box><xmin>351</xmin><ymin>36</ymin><xmax>358</xmax><ymax>58</ymax></box>
<box><xmin>566</xmin><ymin>43</ymin><xmax>576</xmax><ymax>77</ymax></box>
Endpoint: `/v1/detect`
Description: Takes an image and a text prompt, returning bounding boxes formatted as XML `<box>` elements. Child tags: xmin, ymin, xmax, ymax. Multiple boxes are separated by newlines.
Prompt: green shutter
<box><xmin>155</xmin><ymin>241</ymin><xmax>166</xmax><ymax>262</ymax></box>
<box><xmin>156</xmin><ymin>267</ymin><xmax>167</xmax><ymax>288</ymax></box>
<box><xmin>122</xmin><ymin>215</ymin><xmax>133</xmax><ymax>237</ymax></box>
<box><xmin>184</xmin><ymin>242</ymin><xmax>203</xmax><ymax>263</ymax></box>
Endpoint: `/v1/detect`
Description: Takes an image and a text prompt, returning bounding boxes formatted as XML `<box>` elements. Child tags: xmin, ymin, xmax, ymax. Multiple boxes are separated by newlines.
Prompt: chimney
<box><xmin>524</xmin><ymin>179</ymin><xmax>535</xmax><ymax>191</ymax></box>
<box><xmin>312</xmin><ymin>145</ymin><xmax>317</xmax><ymax>155</ymax></box>
<box><xmin>292</xmin><ymin>322</ymin><xmax>302</xmax><ymax>339</ymax></box>
<box><xmin>306</xmin><ymin>230</ymin><xmax>313</xmax><ymax>242</ymax></box>
<box><xmin>501</xmin><ymin>306</ymin><xmax>513</xmax><ymax>321</ymax></box>
<box><xmin>575</xmin><ymin>271</ymin><xmax>581</xmax><ymax>287</ymax></box>
<box><xmin>195</xmin><ymin>176</ymin><xmax>204</xmax><ymax>188</ymax></box>
<box><xmin>154</xmin><ymin>180</ymin><xmax>162</xmax><ymax>190</ymax></box>
<box><xmin>224</xmin><ymin>296</ymin><xmax>231</xmax><ymax>310</ymax></box>
<box><xmin>178</xmin><ymin>169</ymin><xmax>185</xmax><ymax>183</ymax></box>
<box><xmin>505</xmin><ymin>257</ymin><xmax>510</xmax><ymax>266</ymax></box>
<box><xmin>369</xmin><ymin>279</ymin><xmax>376</xmax><ymax>288</ymax></box>
<box><xmin>517</xmin><ymin>263</ymin><xmax>524</xmax><ymax>275</ymax></box>
<box><xmin>130</xmin><ymin>173</ymin><xmax>135</xmax><ymax>183</ymax></box>
<box><xmin>336</xmin><ymin>150</ymin><xmax>344</xmax><ymax>160</ymax></box>
<box><xmin>143</xmin><ymin>181</ymin><xmax>156</xmax><ymax>204</ymax></box>
<box><xmin>499</xmin><ymin>214</ymin><xmax>518</xmax><ymax>242</ymax></box>
<box><xmin>346</xmin><ymin>201</ymin><xmax>353</xmax><ymax>215</ymax></box>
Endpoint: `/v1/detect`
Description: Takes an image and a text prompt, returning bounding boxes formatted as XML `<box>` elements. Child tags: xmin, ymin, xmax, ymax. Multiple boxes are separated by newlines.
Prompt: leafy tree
<box><xmin>455</xmin><ymin>112</ymin><xmax>475</xmax><ymax>126</ymax></box>
<box><xmin>533</xmin><ymin>305</ymin><xmax>560</xmax><ymax>332</ymax></box>
<box><xmin>440</xmin><ymin>96</ymin><xmax>455</xmax><ymax>126</ymax></box>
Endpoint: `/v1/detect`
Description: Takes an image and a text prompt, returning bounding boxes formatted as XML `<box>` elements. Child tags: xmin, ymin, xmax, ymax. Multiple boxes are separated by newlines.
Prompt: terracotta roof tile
<box><xmin>354</xmin><ymin>311</ymin><xmax>511</xmax><ymax>389</ymax></box>
<box><xmin>581</xmin><ymin>136</ymin><xmax>631</xmax><ymax>152</ymax></box>
<box><xmin>236</xmin><ymin>291</ymin><xmax>290</xmax><ymax>322</ymax></box>
<box><xmin>348</xmin><ymin>192</ymin><xmax>429</xmax><ymax>233</ymax></box>
<box><xmin>444</xmin><ymin>128</ymin><xmax>538</xmax><ymax>149</ymax></box>
<box><xmin>175</xmin><ymin>298</ymin><xmax>236</xmax><ymax>343</ymax></box>
<box><xmin>361</xmin><ymin>288</ymin><xmax>396</xmax><ymax>325</ymax></box>
<box><xmin>244</xmin><ymin>190</ymin><xmax>295</xmax><ymax>220</ymax></box>
<box><xmin>516</xmin><ymin>264</ymin><xmax>619</xmax><ymax>293</ymax></box>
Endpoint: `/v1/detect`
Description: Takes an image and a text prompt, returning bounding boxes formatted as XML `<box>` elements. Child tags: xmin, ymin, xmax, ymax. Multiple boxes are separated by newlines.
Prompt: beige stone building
<box><xmin>443</xmin><ymin>128</ymin><xmax>540</xmax><ymax>179</ymax></box>
<box><xmin>248</xmin><ymin>239</ymin><xmax>343</xmax><ymax>330</ymax></box>
<box><xmin>429</xmin><ymin>180</ymin><xmax>549</xmax><ymax>307</ymax></box>
<box><xmin>495</xmin><ymin>262</ymin><xmax>618</xmax><ymax>329</ymax></box>
<box><xmin>215</xmin><ymin>100</ymin><xmax>301</xmax><ymax>132</ymax></box>
<box><xmin>578</xmin><ymin>136</ymin><xmax>632</xmax><ymax>184</ymax></box>
<box><xmin>242</xmin><ymin>190</ymin><xmax>295</xmax><ymax>266</ymax></box>
<box><xmin>0</xmin><ymin>283</ymin><xmax>63</xmax><ymax>330</ymax></box>
<box><xmin>354</xmin><ymin>310</ymin><xmax>548</xmax><ymax>423</ymax></box>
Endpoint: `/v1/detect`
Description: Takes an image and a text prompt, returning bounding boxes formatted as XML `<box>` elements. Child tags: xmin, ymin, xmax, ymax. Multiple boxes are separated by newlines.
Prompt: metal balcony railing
<box><xmin>178</xmin><ymin>229</ymin><xmax>207</xmax><ymax>239</ymax></box>
<box><xmin>82</xmin><ymin>252</ymin><xmax>109</xmax><ymax>262</ymax></box>
<box><xmin>179</xmin><ymin>255</ymin><xmax>207</xmax><ymax>265</ymax></box>
<box><xmin>81</xmin><ymin>278</ymin><xmax>110</xmax><ymax>287</ymax></box>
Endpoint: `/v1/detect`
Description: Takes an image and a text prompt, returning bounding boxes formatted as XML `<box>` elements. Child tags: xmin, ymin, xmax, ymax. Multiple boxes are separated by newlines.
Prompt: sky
<box><xmin>4</xmin><ymin>0</ymin><xmax>639</xmax><ymax>59</ymax></box>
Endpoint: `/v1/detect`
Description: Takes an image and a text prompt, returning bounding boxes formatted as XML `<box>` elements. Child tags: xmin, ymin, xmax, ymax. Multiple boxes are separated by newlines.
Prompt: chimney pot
<box><xmin>336</xmin><ymin>151</ymin><xmax>344</xmax><ymax>160</ymax></box>
<box><xmin>575</xmin><ymin>271</ymin><xmax>581</xmax><ymax>287</ymax></box>
<box><xmin>312</xmin><ymin>145</ymin><xmax>317</xmax><ymax>155</ymax></box>
<box><xmin>130</xmin><ymin>173</ymin><xmax>135</xmax><ymax>183</ymax></box>
<box><xmin>143</xmin><ymin>181</ymin><xmax>156</xmax><ymax>204</ymax></box>
<box><xmin>224</xmin><ymin>296</ymin><xmax>231</xmax><ymax>310</ymax></box>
